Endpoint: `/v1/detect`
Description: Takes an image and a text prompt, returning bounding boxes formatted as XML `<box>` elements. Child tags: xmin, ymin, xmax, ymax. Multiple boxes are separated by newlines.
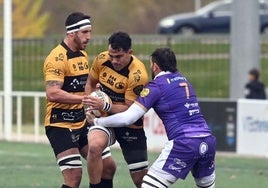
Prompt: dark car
<box><xmin>157</xmin><ymin>0</ymin><xmax>268</xmax><ymax>35</ymax></box>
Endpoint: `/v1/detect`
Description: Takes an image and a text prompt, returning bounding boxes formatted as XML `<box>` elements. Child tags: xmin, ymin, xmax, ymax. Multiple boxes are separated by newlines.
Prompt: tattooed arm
<box><xmin>46</xmin><ymin>80</ymin><xmax>83</xmax><ymax>104</ymax></box>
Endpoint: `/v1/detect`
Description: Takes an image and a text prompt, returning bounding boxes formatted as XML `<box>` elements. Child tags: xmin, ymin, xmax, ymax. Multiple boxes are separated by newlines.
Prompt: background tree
<box><xmin>0</xmin><ymin>0</ymin><xmax>50</xmax><ymax>38</ymax></box>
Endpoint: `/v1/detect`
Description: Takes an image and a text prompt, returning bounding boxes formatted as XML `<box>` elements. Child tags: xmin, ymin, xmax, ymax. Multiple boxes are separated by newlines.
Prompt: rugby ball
<box><xmin>85</xmin><ymin>90</ymin><xmax>112</xmax><ymax>117</ymax></box>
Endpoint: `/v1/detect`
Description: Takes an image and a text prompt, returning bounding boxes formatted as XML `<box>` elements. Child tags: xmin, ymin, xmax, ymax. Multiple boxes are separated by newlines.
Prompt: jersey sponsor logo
<box><xmin>107</xmin><ymin>75</ymin><xmax>116</xmax><ymax>86</ymax></box>
<box><xmin>62</xmin><ymin>112</ymin><xmax>76</xmax><ymax>121</ymax></box>
<box><xmin>97</xmin><ymin>53</ymin><xmax>106</xmax><ymax>60</ymax></box>
<box><xmin>184</xmin><ymin>102</ymin><xmax>199</xmax><ymax>109</ymax></box>
<box><xmin>62</xmin><ymin>74</ymin><xmax>88</xmax><ymax>92</ymax></box>
<box><xmin>70</xmin><ymin>78</ymin><xmax>80</xmax><ymax>89</ymax></box>
<box><xmin>169</xmin><ymin>76</ymin><xmax>187</xmax><ymax>82</ymax></box>
<box><xmin>72</xmin><ymin>61</ymin><xmax>89</xmax><ymax>71</ymax></box>
<box><xmin>55</xmin><ymin>53</ymin><xmax>64</xmax><ymax>61</ymax></box>
<box><xmin>121</xmin><ymin>131</ymin><xmax>138</xmax><ymax>141</ymax></box>
<box><xmin>168</xmin><ymin>158</ymin><xmax>187</xmax><ymax>173</ymax></box>
<box><xmin>115</xmin><ymin>82</ymin><xmax>125</xmax><ymax>89</ymax></box>
<box><xmin>133</xmin><ymin>70</ymin><xmax>142</xmax><ymax>82</ymax></box>
<box><xmin>71</xmin><ymin>133</ymin><xmax>79</xmax><ymax>142</ymax></box>
<box><xmin>50</xmin><ymin>108</ymin><xmax>85</xmax><ymax>123</ymax></box>
<box><xmin>189</xmin><ymin>109</ymin><xmax>200</xmax><ymax>116</ymax></box>
<box><xmin>54</xmin><ymin>69</ymin><xmax>63</xmax><ymax>76</ymax></box>
<box><xmin>45</xmin><ymin>62</ymin><xmax>64</xmax><ymax>76</ymax></box>
<box><xmin>102</xmin><ymin>72</ymin><xmax>108</xmax><ymax>77</ymax></box>
<box><xmin>140</xmin><ymin>88</ymin><xmax>150</xmax><ymax>97</ymax></box>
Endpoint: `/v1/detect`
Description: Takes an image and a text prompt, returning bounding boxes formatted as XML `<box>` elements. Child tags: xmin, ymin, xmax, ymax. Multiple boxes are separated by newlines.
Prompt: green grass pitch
<box><xmin>0</xmin><ymin>141</ymin><xmax>268</xmax><ymax>188</ymax></box>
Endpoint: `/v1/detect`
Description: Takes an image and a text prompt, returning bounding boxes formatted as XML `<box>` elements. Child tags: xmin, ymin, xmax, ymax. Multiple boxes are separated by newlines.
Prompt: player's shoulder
<box><xmin>131</xmin><ymin>55</ymin><xmax>145</xmax><ymax>65</ymax></box>
<box><xmin>45</xmin><ymin>44</ymin><xmax>67</xmax><ymax>62</ymax></box>
<box><xmin>129</xmin><ymin>55</ymin><xmax>147</xmax><ymax>71</ymax></box>
<box><xmin>126</xmin><ymin>56</ymin><xmax>149</xmax><ymax>85</ymax></box>
<box><xmin>94</xmin><ymin>51</ymin><xmax>109</xmax><ymax>63</ymax></box>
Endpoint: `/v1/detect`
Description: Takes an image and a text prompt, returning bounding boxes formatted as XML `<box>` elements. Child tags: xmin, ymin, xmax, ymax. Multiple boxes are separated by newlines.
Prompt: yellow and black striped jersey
<box><xmin>90</xmin><ymin>51</ymin><xmax>149</xmax><ymax>128</ymax></box>
<box><xmin>43</xmin><ymin>41</ymin><xmax>89</xmax><ymax>129</ymax></box>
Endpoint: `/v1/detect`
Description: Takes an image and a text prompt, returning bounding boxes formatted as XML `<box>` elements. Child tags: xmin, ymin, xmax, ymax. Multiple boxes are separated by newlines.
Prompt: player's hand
<box><xmin>82</xmin><ymin>95</ymin><xmax>92</xmax><ymax>113</ymax></box>
<box><xmin>85</xmin><ymin>110</ymin><xmax>96</xmax><ymax>124</ymax></box>
<box><xmin>82</xmin><ymin>95</ymin><xmax>104</xmax><ymax>111</ymax></box>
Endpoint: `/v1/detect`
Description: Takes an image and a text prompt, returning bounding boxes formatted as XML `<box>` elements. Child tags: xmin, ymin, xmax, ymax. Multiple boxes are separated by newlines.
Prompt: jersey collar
<box><xmin>154</xmin><ymin>71</ymin><xmax>172</xmax><ymax>80</ymax></box>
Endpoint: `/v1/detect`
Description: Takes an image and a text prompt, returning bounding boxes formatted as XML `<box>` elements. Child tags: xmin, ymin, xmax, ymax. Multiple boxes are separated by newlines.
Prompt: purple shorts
<box><xmin>157</xmin><ymin>135</ymin><xmax>216</xmax><ymax>180</ymax></box>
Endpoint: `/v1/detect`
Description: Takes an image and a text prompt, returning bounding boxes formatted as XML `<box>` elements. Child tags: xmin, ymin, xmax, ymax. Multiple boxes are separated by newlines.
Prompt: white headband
<box><xmin>66</xmin><ymin>19</ymin><xmax>91</xmax><ymax>33</ymax></box>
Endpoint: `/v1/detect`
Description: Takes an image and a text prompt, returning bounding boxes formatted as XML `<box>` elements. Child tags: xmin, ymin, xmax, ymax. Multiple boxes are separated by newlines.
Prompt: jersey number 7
<box><xmin>179</xmin><ymin>82</ymin><xmax>190</xmax><ymax>99</ymax></box>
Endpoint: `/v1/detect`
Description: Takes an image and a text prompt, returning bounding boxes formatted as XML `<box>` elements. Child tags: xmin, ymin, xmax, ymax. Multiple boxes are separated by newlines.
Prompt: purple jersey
<box><xmin>137</xmin><ymin>72</ymin><xmax>211</xmax><ymax>140</ymax></box>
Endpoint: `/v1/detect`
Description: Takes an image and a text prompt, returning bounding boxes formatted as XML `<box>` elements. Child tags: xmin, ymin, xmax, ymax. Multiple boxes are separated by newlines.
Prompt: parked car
<box><xmin>157</xmin><ymin>0</ymin><xmax>268</xmax><ymax>35</ymax></box>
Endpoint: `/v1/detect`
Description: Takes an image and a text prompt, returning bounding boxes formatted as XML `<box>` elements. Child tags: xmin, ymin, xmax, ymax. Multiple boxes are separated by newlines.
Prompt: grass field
<box><xmin>1</xmin><ymin>141</ymin><xmax>268</xmax><ymax>188</ymax></box>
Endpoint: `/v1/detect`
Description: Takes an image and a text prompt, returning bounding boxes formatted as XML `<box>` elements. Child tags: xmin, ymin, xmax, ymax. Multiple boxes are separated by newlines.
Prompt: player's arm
<box><xmin>83</xmin><ymin>74</ymin><xmax>104</xmax><ymax>110</ymax></box>
<box><xmin>84</xmin><ymin>74</ymin><xmax>99</xmax><ymax>95</ymax></box>
<box><xmin>85</xmin><ymin>53</ymin><xmax>101</xmax><ymax>95</ymax></box>
<box><xmin>46</xmin><ymin>80</ymin><xmax>83</xmax><ymax>104</ymax></box>
<box><xmin>108</xmin><ymin>98</ymin><xmax>132</xmax><ymax>114</ymax></box>
<box><xmin>94</xmin><ymin>102</ymin><xmax>147</xmax><ymax>127</ymax></box>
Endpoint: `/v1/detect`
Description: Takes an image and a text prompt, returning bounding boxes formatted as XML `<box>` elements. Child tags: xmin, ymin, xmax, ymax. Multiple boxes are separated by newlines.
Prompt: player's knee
<box><xmin>195</xmin><ymin>171</ymin><xmax>216</xmax><ymax>188</ymax></box>
<box><xmin>88</xmin><ymin>142</ymin><xmax>105</xmax><ymax>157</ymax></box>
<box><xmin>88</xmin><ymin>126</ymin><xmax>111</xmax><ymax>157</ymax></box>
<box><xmin>141</xmin><ymin>171</ymin><xmax>172</xmax><ymax>188</ymax></box>
<box><xmin>88</xmin><ymin>134</ymin><xmax>107</xmax><ymax>157</ymax></box>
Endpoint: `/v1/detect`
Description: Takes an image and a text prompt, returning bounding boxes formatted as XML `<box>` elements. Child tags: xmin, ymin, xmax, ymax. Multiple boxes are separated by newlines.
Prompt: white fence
<box><xmin>0</xmin><ymin>91</ymin><xmax>47</xmax><ymax>143</ymax></box>
<box><xmin>0</xmin><ymin>91</ymin><xmax>168</xmax><ymax>151</ymax></box>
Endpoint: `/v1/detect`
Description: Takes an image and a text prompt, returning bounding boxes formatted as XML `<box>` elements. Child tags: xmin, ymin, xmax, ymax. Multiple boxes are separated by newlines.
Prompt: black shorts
<box><xmin>45</xmin><ymin>123</ymin><xmax>90</xmax><ymax>156</ymax></box>
<box><xmin>113</xmin><ymin>127</ymin><xmax>148</xmax><ymax>167</ymax></box>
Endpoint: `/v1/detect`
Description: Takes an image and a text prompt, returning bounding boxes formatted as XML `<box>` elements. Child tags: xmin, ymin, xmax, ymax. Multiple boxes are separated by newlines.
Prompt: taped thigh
<box><xmin>128</xmin><ymin>161</ymin><xmax>149</xmax><ymax>172</ymax></box>
<box><xmin>102</xmin><ymin>147</ymin><xmax>112</xmax><ymax>159</ymax></box>
<box><xmin>141</xmin><ymin>171</ymin><xmax>173</xmax><ymax>188</ymax></box>
<box><xmin>57</xmin><ymin>154</ymin><xmax>82</xmax><ymax>171</ymax></box>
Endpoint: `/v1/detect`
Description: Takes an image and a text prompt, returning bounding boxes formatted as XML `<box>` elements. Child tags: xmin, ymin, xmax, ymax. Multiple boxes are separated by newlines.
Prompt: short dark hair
<box><xmin>108</xmin><ymin>31</ymin><xmax>132</xmax><ymax>52</ymax></box>
<box><xmin>249</xmin><ymin>68</ymin><xmax>260</xmax><ymax>80</ymax></box>
<box><xmin>65</xmin><ymin>12</ymin><xmax>91</xmax><ymax>27</ymax></box>
<box><xmin>151</xmin><ymin>47</ymin><xmax>178</xmax><ymax>73</ymax></box>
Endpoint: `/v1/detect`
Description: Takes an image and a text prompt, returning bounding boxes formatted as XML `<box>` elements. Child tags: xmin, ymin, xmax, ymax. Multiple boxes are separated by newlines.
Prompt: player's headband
<box><xmin>66</xmin><ymin>19</ymin><xmax>91</xmax><ymax>33</ymax></box>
